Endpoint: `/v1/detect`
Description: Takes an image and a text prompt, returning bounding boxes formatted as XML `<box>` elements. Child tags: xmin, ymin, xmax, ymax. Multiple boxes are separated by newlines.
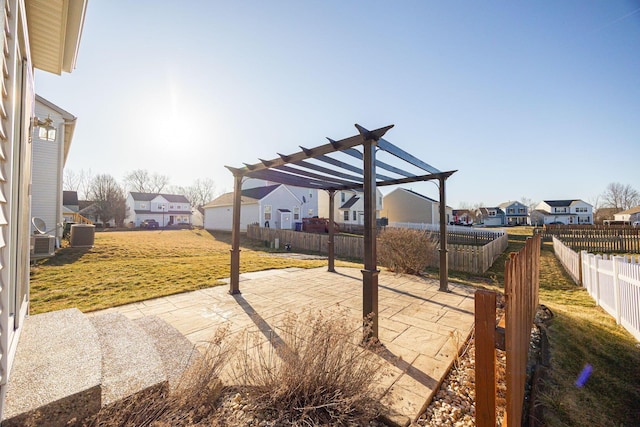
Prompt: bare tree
<box><xmin>124</xmin><ymin>169</ymin><xmax>170</xmax><ymax>194</ymax></box>
<box><xmin>64</xmin><ymin>168</ymin><xmax>93</xmax><ymax>199</ymax></box>
<box><xmin>124</xmin><ymin>169</ymin><xmax>150</xmax><ymax>192</ymax></box>
<box><xmin>63</xmin><ymin>169</ymin><xmax>80</xmax><ymax>192</ymax></box>
<box><xmin>184</xmin><ymin>178</ymin><xmax>216</xmax><ymax>208</ymax></box>
<box><xmin>89</xmin><ymin>174</ymin><xmax>128</xmax><ymax>226</ymax></box>
<box><xmin>149</xmin><ymin>173</ymin><xmax>170</xmax><ymax>194</ymax></box>
<box><xmin>601</xmin><ymin>182</ymin><xmax>640</xmax><ymax>212</ymax></box>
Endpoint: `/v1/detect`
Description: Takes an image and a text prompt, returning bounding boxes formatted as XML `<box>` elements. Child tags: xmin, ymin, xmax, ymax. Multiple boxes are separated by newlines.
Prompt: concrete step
<box><xmin>133</xmin><ymin>316</ymin><xmax>201</xmax><ymax>390</ymax></box>
<box><xmin>2</xmin><ymin>308</ymin><xmax>102</xmax><ymax>426</ymax></box>
<box><xmin>88</xmin><ymin>312</ymin><xmax>167</xmax><ymax>407</ymax></box>
<box><xmin>2</xmin><ymin>310</ymin><xmax>199</xmax><ymax>426</ymax></box>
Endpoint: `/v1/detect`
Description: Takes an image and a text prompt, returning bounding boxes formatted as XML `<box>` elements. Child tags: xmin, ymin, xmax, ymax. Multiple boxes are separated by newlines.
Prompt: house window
<box><xmin>518</xmin><ymin>208</ymin><xmax>525</xmax><ymax>213</ymax></box>
<box><xmin>170</xmin><ymin>205</ymin><xmax>174</xmax><ymax>209</ymax></box>
<box><xmin>488</xmin><ymin>211</ymin><xmax>496</xmax><ymax>217</ymax></box>
<box><xmin>341</xmin><ymin>192</ymin><xmax>346</xmax><ymax>203</ymax></box>
<box><xmin>308</xmin><ymin>209</ymin><xmax>314</xmax><ymax>216</ymax></box>
<box><xmin>343</xmin><ymin>211</ymin><xmax>349</xmax><ymax>221</ymax></box>
<box><xmin>353</xmin><ymin>211</ymin><xmax>357</xmax><ymax>221</ymax></box>
<box><xmin>508</xmin><ymin>208</ymin><xmax>514</xmax><ymax>214</ymax></box>
<box><xmin>264</xmin><ymin>205</ymin><xmax>272</xmax><ymax>221</ymax></box>
<box><xmin>293</xmin><ymin>207</ymin><xmax>300</xmax><ymax>220</ymax></box>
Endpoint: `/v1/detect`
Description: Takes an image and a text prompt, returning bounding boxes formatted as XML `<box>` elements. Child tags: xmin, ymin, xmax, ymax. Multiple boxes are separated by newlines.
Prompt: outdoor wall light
<box><xmin>33</xmin><ymin>115</ymin><xmax>57</xmax><ymax>141</ymax></box>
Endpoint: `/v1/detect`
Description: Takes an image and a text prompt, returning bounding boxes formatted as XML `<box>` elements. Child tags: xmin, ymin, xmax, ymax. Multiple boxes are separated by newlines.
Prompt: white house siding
<box><xmin>318</xmin><ymin>189</ymin><xmax>383</xmax><ymax>225</ymax></box>
<box><xmin>0</xmin><ymin>0</ymin><xmax>37</xmax><ymax>411</ymax></box>
<box><xmin>259</xmin><ymin>186</ymin><xmax>302</xmax><ymax>229</ymax></box>
<box><xmin>205</xmin><ymin>203</ymin><xmax>259</xmax><ymax>231</ymax></box>
<box><xmin>30</xmin><ymin>105</ymin><xmax>66</xmax><ymax>239</ymax></box>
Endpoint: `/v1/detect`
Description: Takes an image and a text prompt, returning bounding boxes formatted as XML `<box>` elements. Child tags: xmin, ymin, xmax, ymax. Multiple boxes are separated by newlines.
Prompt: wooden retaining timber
<box><xmin>246</xmin><ymin>224</ymin><xmax>508</xmax><ymax>274</ymax></box>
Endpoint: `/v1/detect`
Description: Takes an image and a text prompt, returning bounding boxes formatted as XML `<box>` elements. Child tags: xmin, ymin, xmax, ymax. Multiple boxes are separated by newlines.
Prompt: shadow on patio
<box><xmin>105</xmin><ymin>266</ymin><xmax>476</xmax><ymax>424</ymax></box>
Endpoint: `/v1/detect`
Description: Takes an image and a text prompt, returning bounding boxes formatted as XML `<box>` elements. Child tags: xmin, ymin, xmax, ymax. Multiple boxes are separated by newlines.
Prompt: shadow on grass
<box><xmin>35</xmin><ymin>247</ymin><xmax>91</xmax><ymax>266</ymax></box>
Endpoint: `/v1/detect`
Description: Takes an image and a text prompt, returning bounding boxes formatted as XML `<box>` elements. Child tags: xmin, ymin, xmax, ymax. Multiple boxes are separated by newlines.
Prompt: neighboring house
<box><xmin>452</xmin><ymin>209</ymin><xmax>473</xmax><ymax>225</ymax></box>
<box><xmin>317</xmin><ymin>188</ymin><xmax>383</xmax><ymax>225</ymax></box>
<box><xmin>614</xmin><ymin>206</ymin><xmax>640</xmax><ymax>223</ymax></box>
<box><xmin>498</xmin><ymin>201</ymin><xmax>529</xmax><ymax>226</ymax></box>
<box><xmin>382</xmin><ymin>188</ymin><xmax>451</xmax><ymax>225</ymax></box>
<box><xmin>0</xmin><ymin>0</ymin><xmax>87</xmax><ymax>418</ymax></box>
<box><xmin>243</xmin><ymin>179</ymin><xmax>319</xmax><ymax>219</ymax></box>
<box><xmin>530</xmin><ymin>209</ymin><xmax>547</xmax><ymax>227</ymax></box>
<box><xmin>63</xmin><ymin>191</ymin><xmax>79</xmax><ymax>213</ymax></box>
<box><xmin>594</xmin><ymin>207</ymin><xmax>618</xmax><ymax>224</ymax></box>
<box><xmin>535</xmin><ymin>200</ymin><xmax>593</xmax><ymax>225</ymax></box>
<box><xmin>203</xmin><ymin>184</ymin><xmax>311</xmax><ymax>231</ymax></box>
<box><xmin>476</xmin><ymin>207</ymin><xmax>506</xmax><ymax>226</ymax></box>
<box><xmin>191</xmin><ymin>207</ymin><xmax>204</xmax><ymax>228</ymax></box>
<box><xmin>126</xmin><ymin>192</ymin><xmax>192</xmax><ymax>227</ymax></box>
<box><xmin>30</xmin><ymin>96</ymin><xmax>77</xmax><ymax>240</ymax></box>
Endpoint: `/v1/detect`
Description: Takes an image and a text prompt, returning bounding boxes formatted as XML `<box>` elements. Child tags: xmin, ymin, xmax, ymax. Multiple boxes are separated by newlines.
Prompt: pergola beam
<box><xmin>229</xmin><ymin>124</ymin><xmax>394</xmax><ymax>177</ymax></box>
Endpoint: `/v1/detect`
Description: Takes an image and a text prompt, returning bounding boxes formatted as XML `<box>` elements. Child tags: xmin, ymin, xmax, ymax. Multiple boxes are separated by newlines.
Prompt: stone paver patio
<box><xmin>94</xmin><ymin>267</ymin><xmax>475</xmax><ymax>425</ymax></box>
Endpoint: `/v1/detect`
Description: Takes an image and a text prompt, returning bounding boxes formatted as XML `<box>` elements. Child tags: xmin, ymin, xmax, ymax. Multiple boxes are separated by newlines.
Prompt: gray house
<box><xmin>498</xmin><ymin>201</ymin><xmax>529</xmax><ymax>226</ymax></box>
<box><xmin>476</xmin><ymin>207</ymin><xmax>506</xmax><ymax>226</ymax></box>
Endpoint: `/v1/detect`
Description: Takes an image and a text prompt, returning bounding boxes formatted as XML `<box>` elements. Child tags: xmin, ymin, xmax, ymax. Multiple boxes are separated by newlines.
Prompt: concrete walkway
<box><xmin>93</xmin><ymin>267</ymin><xmax>475</xmax><ymax>425</ymax></box>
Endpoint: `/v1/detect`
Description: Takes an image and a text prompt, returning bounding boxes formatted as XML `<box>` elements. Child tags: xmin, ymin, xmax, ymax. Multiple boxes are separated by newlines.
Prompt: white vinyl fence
<box><xmin>582</xmin><ymin>252</ymin><xmax>640</xmax><ymax>341</ymax></box>
<box><xmin>389</xmin><ymin>222</ymin><xmax>506</xmax><ymax>237</ymax></box>
<box><xmin>552</xmin><ymin>237</ymin><xmax>640</xmax><ymax>341</ymax></box>
<box><xmin>552</xmin><ymin>236</ymin><xmax>581</xmax><ymax>284</ymax></box>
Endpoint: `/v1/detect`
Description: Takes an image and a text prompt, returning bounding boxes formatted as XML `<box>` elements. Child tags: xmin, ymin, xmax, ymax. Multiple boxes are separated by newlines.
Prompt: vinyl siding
<box><xmin>30</xmin><ymin>105</ymin><xmax>65</xmax><ymax>239</ymax></box>
<box><xmin>383</xmin><ymin>189</ymin><xmax>437</xmax><ymax>224</ymax></box>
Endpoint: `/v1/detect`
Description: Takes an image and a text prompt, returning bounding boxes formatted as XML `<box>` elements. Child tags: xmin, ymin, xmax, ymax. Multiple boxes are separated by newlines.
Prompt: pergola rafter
<box><xmin>225</xmin><ymin>124</ymin><xmax>456</xmax><ymax>339</ymax></box>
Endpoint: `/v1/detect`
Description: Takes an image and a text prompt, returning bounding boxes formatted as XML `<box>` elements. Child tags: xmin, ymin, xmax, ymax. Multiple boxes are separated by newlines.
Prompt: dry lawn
<box><xmin>29</xmin><ymin>229</ymin><xmax>358</xmax><ymax>314</ymax></box>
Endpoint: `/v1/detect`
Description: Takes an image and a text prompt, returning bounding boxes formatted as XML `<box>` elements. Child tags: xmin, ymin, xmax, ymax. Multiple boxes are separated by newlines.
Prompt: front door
<box><xmin>280</xmin><ymin>212</ymin><xmax>292</xmax><ymax>230</ymax></box>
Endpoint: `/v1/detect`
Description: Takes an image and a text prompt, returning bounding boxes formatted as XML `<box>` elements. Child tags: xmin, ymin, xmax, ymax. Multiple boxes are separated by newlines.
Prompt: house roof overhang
<box><xmin>35</xmin><ymin>94</ymin><xmax>77</xmax><ymax>165</ymax></box>
<box><xmin>26</xmin><ymin>0</ymin><xmax>88</xmax><ymax>75</ymax></box>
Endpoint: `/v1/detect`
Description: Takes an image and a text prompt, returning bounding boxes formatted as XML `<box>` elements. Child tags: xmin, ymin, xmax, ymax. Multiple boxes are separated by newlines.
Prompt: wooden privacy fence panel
<box><xmin>504</xmin><ymin>233</ymin><xmax>541</xmax><ymax>427</ymax></box>
<box><xmin>581</xmin><ymin>252</ymin><xmax>640</xmax><ymax>341</ymax></box>
<box><xmin>552</xmin><ymin>236</ymin><xmax>581</xmax><ymax>284</ymax></box>
<box><xmin>475</xmin><ymin>233</ymin><xmax>541</xmax><ymax>427</ymax></box>
<box><xmin>538</xmin><ymin>225</ymin><xmax>640</xmax><ymax>253</ymax></box>
<box><xmin>247</xmin><ymin>225</ymin><xmax>508</xmax><ymax>273</ymax></box>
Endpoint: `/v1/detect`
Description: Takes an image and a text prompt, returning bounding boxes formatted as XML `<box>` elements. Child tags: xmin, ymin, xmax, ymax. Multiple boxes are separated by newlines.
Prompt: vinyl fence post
<box><xmin>613</xmin><ymin>256</ymin><xmax>623</xmax><ymax>324</ymax></box>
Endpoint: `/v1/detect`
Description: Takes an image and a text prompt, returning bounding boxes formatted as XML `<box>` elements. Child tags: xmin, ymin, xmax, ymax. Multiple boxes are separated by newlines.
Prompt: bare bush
<box><xmin>231</xmin><ymin>309</ymin><xmax>387</xmax><ymax>426</ymax></box>
<box><xmin>377</xmin><ymin>227</ymin><xmax>438</xmax><ymax>275</ymax></box>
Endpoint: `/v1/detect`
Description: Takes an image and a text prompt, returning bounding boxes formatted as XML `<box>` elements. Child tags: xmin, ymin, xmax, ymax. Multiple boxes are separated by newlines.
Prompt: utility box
<box><xmin>70</xmin><ymin>224</ymin><xmax>95</xmax><ymax>248</ymax></box>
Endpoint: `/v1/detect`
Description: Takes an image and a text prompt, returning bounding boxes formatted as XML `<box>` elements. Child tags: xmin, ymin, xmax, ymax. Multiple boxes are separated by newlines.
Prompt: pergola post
<box><xmin>229</xmin><ymin>173</ymin><xmax>243</xmax><ymax>295</ymax></box>
<box><xmin>438</xmin><ymin>175</ymin><xmax>449</xmax><ymax>292</ymax></box>
<box><xmin>327</xmin><ymin>190</ymin><xmax>336</xmax><ymax>272</ymax></box>
<box><xmin>362</xmin><ymin>140</ymin><xmax>379</xmax><ymax>340</ymax></box>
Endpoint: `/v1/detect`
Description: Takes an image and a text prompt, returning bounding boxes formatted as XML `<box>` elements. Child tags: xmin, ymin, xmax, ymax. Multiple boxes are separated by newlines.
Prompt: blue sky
<box><xmin>36</xmin><ymin>1</ymin><xmax>640</xmax><ymax>207</ymax></box>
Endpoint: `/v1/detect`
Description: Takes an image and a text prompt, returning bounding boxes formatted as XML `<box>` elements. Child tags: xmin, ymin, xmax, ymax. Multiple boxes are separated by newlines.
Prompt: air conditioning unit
<box><xmin>30</xmin><ymin>235</ymin><xmax>56</xmax><ymax>258</ymax></box>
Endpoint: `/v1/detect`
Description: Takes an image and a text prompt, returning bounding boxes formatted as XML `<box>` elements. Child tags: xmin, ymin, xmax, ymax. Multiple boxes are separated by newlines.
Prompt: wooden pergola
<box><xmin>225</xmin><ymin>124</ymin><xmax>456</xmax><ymax>339</ymax></box>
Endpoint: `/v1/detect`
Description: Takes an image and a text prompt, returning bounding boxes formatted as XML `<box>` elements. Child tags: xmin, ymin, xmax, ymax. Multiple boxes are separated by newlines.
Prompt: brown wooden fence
<box><xmin>475</xmin><ymin>233</ymin><xmax>541</xmax><ymax>427</ymax></box>
<box><xmin>536</xmin><ymin>225</ymin><xmax>640</xmax><ymax>253</ymax></box>
<box><xmin>246</xmin><ymin>225</ymin><xmax>508</xmax><ymax>273</ymax></box>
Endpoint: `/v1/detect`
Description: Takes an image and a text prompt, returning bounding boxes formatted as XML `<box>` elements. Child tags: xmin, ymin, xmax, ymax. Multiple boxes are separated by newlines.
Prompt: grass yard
<box><xmin>29</xmin><ymin>229</ymin><xmax>359</xmax><ymax>314</ymax></box>
<box><xmin>426</xmin><ymin>227</ymin><xmax>640</xmax><ymax>426</ymax></box>
<box><xmin>30</xmin><ymin>227</ymin><xmax>640</xmax><ymax>426</ymax></box>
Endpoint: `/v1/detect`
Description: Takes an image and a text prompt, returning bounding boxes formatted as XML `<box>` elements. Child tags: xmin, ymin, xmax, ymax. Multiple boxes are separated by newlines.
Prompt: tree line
<box><xmin>63</xmin><ymin>169</ymin><xmax>217</xmax><ymax>226</ymax></box>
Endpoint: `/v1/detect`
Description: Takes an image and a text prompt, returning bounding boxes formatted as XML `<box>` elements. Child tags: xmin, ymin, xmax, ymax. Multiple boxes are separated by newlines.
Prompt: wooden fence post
<box><xmin>475</xmin><ymin>290</ymin><xmax>497</xmax><ymax>427</ymax></box>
